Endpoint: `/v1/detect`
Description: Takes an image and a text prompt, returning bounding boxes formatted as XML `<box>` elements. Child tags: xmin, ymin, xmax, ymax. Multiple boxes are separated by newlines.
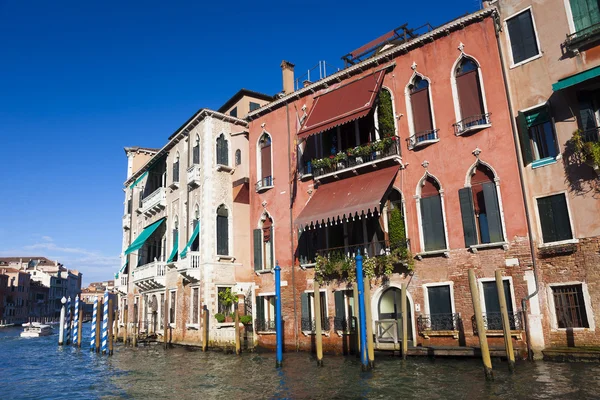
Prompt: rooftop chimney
<box><xmin>281</xmin><ymin>60</ymin><xmax>295</xmax><ymax>95</ymax></box>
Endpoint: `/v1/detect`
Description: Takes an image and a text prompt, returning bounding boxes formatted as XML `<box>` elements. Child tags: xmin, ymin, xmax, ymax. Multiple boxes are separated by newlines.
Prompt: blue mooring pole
<box><xmin>275</xmin><ymin>263</ymin><xmax>283</xmax><ymax>368</ymax></box>
<box><xmin>355</xmin><ymin>253</ymin><xmax>369</xmax><ymax>370</ymax></box>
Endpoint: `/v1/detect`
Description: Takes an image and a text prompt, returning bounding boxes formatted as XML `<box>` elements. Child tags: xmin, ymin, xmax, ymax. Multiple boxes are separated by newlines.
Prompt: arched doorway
<box><xmin>378</xmin><ymin>287</ymin><xmax>413</xmax><ymax>344</ymax></box>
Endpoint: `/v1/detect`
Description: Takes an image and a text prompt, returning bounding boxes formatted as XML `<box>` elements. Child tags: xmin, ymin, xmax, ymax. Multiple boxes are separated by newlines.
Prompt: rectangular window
<box><xmin>217</xmin><ymin>287</ymin><xmax>234</xmax><ymax>315</ymax></box>
<box><xmin>255</xmin><ymin>295</ymin><xmax>276</xmax><ymax>331</ymax></box>
<box><xmin>426</xmin><ymin>285</ymin><xmax>454</xmax><ymax>331</ymax></box>
<box><xmin>301</xmin><ymin>291</ymin><xmax>328</xmax><ymax>331</ymax></box>
<box><xmin>420</xmin><ymin>194</ymin><xmax>447</xmax><ymax>251</ymax></box>
<box><xmin>334</xmin><ymin>290</ymin><xmax>355</xmax><ymax>331</ymax></box>
<box><xmin>537</xmin><ymin>194</ymin><xmax>573</xmax><ymax>243</ymax></box>
<box><xmin>229</xmin><ymin>107</ymin><xmax>238</xmax><ymax>118</ymax></box>
<box><xmin>517</xmin><ymin>106</ymin><xmax>558</xmax><ymax>166</ymax></box>
<box><xmin>482</xmin><ymin>280</ymin><xmax>515</xmax><ymax>330</ymax></box>
<box><xmin>506</xmin><ymin>9</ymin><xmax>540</xmax><ymax>65</ymax></box>
<box><xmin>169</xmin><ymin>290</ymin><xmax>176</xmax><ymax>325</ymax></box>
<box><xmin>192</xmin><ymin>287</ymin><xmax>199</xmax><ymax>325</ymax></box>
<box><xmin>249</xmin><ymin>102</ymin><xmax>261</xmax><ymax>112</ymax></box>
<box><xmin>552</xmin><ymin>284</ymin><xmax>589</xmax><ymax>328</ymax></box>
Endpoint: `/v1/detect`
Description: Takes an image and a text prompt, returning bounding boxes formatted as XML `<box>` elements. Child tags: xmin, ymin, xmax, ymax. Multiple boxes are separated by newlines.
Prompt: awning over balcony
<box><xmin>180</xmin><ymin>221</ymin><xmax>200</xmax><ymax>259</ymax></box>
<box><xmin>297</xmin><ymin>70</ymin><xmax>385</xmax><ymax>139</ymax></box>
<box><xmin>552</xmin><ymin>65</ymin><xmax>600</xmax><ymax>91</ymax></box>
<box><xmin>124</xmin><ymin>218</ymin><xmax>165</xmax><ymax>255</ymax></box>
<box><xmin>295</xmin><ymin>165</ymin><xmax>400</xmax><ymax>229</ymax></box>
<box><xmin>129</xmin><ymin>171</ymin><xmax>148</xmax><ymax>189</ymax></box>
<box><xmin>167</xmin><ymin>233</ymin><xmax>178</xmax><ymax>263</ymax></box>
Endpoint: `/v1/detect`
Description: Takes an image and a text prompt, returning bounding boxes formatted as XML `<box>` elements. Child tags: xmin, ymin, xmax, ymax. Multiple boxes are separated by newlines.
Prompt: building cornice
<box><xmin>247</xmin><ymin>7</ymin><xmax>497</xmax><ymax>120</ymax></box>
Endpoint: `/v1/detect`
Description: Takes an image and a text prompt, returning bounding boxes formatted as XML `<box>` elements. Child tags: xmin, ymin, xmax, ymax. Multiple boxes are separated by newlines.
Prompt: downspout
<box><xmin>286</xmin><ymin>103</ymin><xmax>299</xmax><ymax>351</ymax></box>
<box><xmin>494</xmin><ymin>10</ymin><xmax>539</xmax><ymax>361</ymax></box>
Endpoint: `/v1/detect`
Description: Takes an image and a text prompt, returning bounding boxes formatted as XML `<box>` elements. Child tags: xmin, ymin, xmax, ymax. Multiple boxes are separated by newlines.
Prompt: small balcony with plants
<box><xmin>570</xmin><ymin>128</ymin><xmax>600</xmax><ymax>175</ymax></box>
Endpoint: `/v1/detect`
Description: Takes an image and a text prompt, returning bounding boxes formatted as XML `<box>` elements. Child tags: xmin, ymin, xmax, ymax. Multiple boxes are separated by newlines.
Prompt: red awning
<box><xmin>295</xmin><ymin>166</ymin><xmax>400</xmax><ymax>229</ymax></box>
<box><xmin>297</xmin><ymin>70</ymin><xmax>385</xmax><ymax>139</ymax></box>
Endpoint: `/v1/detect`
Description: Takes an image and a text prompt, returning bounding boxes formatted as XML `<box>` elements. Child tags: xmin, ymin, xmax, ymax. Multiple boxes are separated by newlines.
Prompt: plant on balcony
<box><xmin>571</xmin><ymin>129</ymin><xmax>600</xmax><ymax>173</ymax></box>
<box><xmin>312</xmin><ymin>156</ymin><xmax>334</xmax><ymax>170</ymax></box>
<box><xmin>240</xmin><ymin>315</ymin><xmax>252</xmax><ymax>325</ymax></box>
<box><xmin>378</xmin><ymin>89</ymin><xmax>395</xmax><ymax>138</ymax></box>
<box><xmin>333</xmin><ymin>152</ymin><xmax>347</xmax><ymax>163</ymax></box>
<box><xmin>215</xmin><ymin>313</ymin><xmax>226</xmax><ymax>323</ymax></box>
<box><xmin>388</xmin><ymin>206</ymin><xmax>415</xmax><ymax>270</ymax></box>
<box><xmin>314</xmin><ymin>249</ymin><xmax>406</xmax><ymax>284</ymax></box>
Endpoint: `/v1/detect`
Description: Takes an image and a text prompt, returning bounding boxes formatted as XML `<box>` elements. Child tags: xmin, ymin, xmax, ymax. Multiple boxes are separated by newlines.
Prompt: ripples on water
<box><xmin>1</xmin><ymin>324</ymin><xmax>600</xmax><ymax>399</ymax></box>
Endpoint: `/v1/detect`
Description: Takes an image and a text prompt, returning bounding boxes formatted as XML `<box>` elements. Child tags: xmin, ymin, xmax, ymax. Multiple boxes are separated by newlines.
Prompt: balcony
<box><xmin>301</xmin><ymin>317</ymin><xmax>331</xmax><ymax>333</ymax></box>
<box><xmin>122</xmin><ymin>214</ymin><xmax>130</xmax><ymax>230</ymax></box>
<box><xmin>254</xmin><ymin>319</ymin><xmax>276</xmax><ymax>333</ymax></box>
<box><xmin>407</xmin><ymin>129</ymin><xmax>439</xmax><ymax>150</ymax></box>
<box><xmin>453</xmin><ymin>113</ymin><xmax>491</xmax><ymax>136</ymax></box>
<box><xmin>316</xmin><ymin>239</ymin><xmax>408</xmax><ymax>260</ymax></box>
<box><xmin>308</xmin><ymin>137</ymin><xmax>401</xmax><ymax>180</ymax></box>
<box><xmin>187</xmin><ymin>165</ymin><xmax>201</xmax><ymax>188</ymax></box>
<box><xmin>471</xmin><ymin>311</ymin><xmax>524</xmax><ymax>336</ymax></box>
<box><xmin>176</xmin><ymin>251</ymin><xmax>201</xmax><ymax>282</ymax></box>
<box><xmin>255</xmin><ymin>176</ymin><xmax>274</xmax><ymax>192</ymax></box>
<box><xmin>565</xmin><ymin>22</ymin><xmax>600</xmax><ymax>52</ymax></box>
<box><xmin>132</xmin><ymin>260</ymin><xmax>166</xmax><ymax>291</ymax></box>
<box><xmin>140</xmin><ymin>187</ymin><xmax>166</xmax><ymax>216</ymax></box>
<box><xmin>417</xmin><ymin>313</ymin><xmax>460</xmax><ymax>339</ymax></box>
<box><xmin>115</xmin><ymin>274</ymin><xmax>128</xmax><ymax>295</ymax></box>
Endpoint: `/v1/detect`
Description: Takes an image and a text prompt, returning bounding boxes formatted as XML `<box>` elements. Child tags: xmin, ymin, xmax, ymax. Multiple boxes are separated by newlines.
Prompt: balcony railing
<box><xmin>333</xmin><ymin>316</ymin><xmax>356</xmax><ymax>332</ymax></box>
<box><xmin>471</xmin><ymin>311</ymin><xmax>523</xmax><ymax>335</ymax></box>
<box><xmin>132</xmin><ymin>260</ymin><xmax>166</xmax><ymax>291</ymax></box>
<box><xmin>177</xmin><ymin>251</ymin><xmax>201</xmax><ymax>282</ymax></box>
<box><xmin>407</xmin><ymin>129</ymin><xmax>439</xmax><ymax>149</ymax></box>
<box><xmin>255</xmin><ymin>176</ymin><xmax>274</xmax><ymax>192</ymax></box>
<box><xmin>300</xmin><ymin>317</ymin><xmax>331</xmax><ymax>332</ymax></box>
<box><xmin>417</xmin><ymin>313</ymin><xmax>460</xmax><ymax>332</ymax></box>
<box><xmin>453</xmin><ymin>113</ymin><xmax>491</xmax><ymax>136</ymax></box>
<box><xmin>308</xmin><ymin>137</ymin><xmax>401</xmax><ymax>179</ymax></box>
<box><xmin>315</xmin><ymin>239</ymin><xmax>408</xmax><ymax>260</ymax></box>
<box><xmin>254</xmin><ymin>319</ymin><xmax>276</xmax><ymax>332</ymax></box>
<box><xmin>565</xmin><ymin>22</ymin><xmax>600</xmax><ymax>52</ymax></box>
<box><xmin>582</xmin><ymin>127</ymin><xmax>600</xmax><ymax>142</ymax></box>
<box><xmin>187</xmin><ymin>165</ymin><xmax>200</xmax><ymax>188</ymax></box>
<box><xmin>140</xmin><ymin>187</ymin><xmax>166</xmax><ymax>216</ymax></box>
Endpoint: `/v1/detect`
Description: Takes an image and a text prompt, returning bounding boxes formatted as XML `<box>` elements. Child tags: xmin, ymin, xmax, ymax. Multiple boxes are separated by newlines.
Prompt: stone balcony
<box><xmin>176</xmin><ymin>251</ymin><xmax>201</xmax><ymax>282</ymax></box>
<box><xmin>132</xmin><ymin>261</ymin><xmax>166</xmax><ymax>291</ymax></box>
<box><xmin>115</xmin><ymin>274</ymin><xmax>128</xmax><ymax>295</ymax></box>
<box><xmin>187</xmin><ymin>165</ymin><xmax>201</xmax><ymax>188</ymax></box>
<box><xmin>140</xmin><ymin>187</ymin><xmax>166</xmax><ymax>216</ymax></box>
<box><xmin>122</xmin><ymin>214</ymin><xmax>130</xmax><ymax>230</ymax></box>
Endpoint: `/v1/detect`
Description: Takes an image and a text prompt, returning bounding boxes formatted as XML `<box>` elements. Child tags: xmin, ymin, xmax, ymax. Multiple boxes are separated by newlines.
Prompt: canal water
<box><xmin>2</xmin><ymin>324</ymin><xmax>600</xmax><ymax>399</ymax></box>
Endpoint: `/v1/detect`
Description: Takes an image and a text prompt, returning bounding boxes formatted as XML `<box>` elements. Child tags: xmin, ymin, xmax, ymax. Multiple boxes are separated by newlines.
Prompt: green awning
<box><xmin>124</xmin><ymin>218</ymin><xmax>165</xmax><ymax>255</ymax></box>
<box><xmin>115</xmin><ymin>260</ymin><xmax>128</xmax><ymax>279</ymax></box>
<box><xmin>129</xmin><ymin>171</ymin><xmax>148</xmax><ymax>189</ymax></box>
<box><xmin>167</xmin><ymin>232</ymin><xmax>179</xmax><ymax>263</ymax></box>
<box><xmin>180</xmin><ymin>221</ymin><xmax>200</xmax><ymax>259</ymax></box>
<box><xmin>553</xmin><ymin>66</ymin><xmax>600</xmax><ymax>91</ymax></box>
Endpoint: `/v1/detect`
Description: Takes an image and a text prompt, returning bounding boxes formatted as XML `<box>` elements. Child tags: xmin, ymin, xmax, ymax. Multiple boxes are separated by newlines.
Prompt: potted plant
<box><xmin>218</xmin><ymin>288</ymin><xmax>238</xmax><ymax>322</ymax></box>
<box><xmin>240</xmin><ymin>315</ymin><xmax>252</xmax><ymax>325</ymax></box>
<box><xmin>571</xmin><ymin>129</ymin><xmax>600</xmax><ymax>175</ymax></box>
<box><xmin>215</xmin><ymin>313</ymin><xmax>226</xmax><ymax>323</ymax></box>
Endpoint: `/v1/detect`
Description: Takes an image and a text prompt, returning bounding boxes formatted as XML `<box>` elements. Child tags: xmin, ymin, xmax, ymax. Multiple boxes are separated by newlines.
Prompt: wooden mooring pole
<box><xmin>95</xmin><ymin>298</ymin><xmax>102</xmax><ymax>353</ymax></box>
<box><xmin>235</xmin><ymin>304</ymin><xmax>241</xmax><ymax>355</ymax></box>
<box><xmin>108</xmin><ymin>299</ymin><xmax>114</xmax><ymax>356</ymax></box>
<box><xmin>468</xmin><ymin>269</ymin><xmax>493</xmax><ymax>380</ymax></box>
<box><xmin>495</xmin><ymin>270</ymin><xmax>515</xmax><ymax>372</ymax></box>
<box><xmin>401</xmin><ymin>283</ymin><xmax>408</xmax><ymax>360</ymax></box>
<box><xmin>314</xmin><ymin>281</ymin><xmax>323</xmax><ymax>366</ymax></box>
<box><xmin>163</xmin><ymin>288</ymin><xmax>168</xmax><ymax>350</ymax></box>
<box><xmin>363</xmin><ymin>277</ymin><xmax>375</xmax><ymax>368</ymax></box>
<box><xmin>77</xmin><ymin>304</ymin><xmax>83</xmax><ymax>348</ymax></box>
<box><xmin>123</xmin><ymin>305</ymin><xmax>128</xmax><ymax>345</ymax></box>
<box><xmin>202</xmin><ymin>305</ymin><xmax>209</xmax><ymax>352</ymax></box>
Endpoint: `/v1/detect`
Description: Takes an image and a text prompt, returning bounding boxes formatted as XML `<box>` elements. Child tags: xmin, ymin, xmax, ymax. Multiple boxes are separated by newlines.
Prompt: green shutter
<box><xmin>482</xmin><ymin>182</ymin><xmax>504</xmax><ymax>243</ymax></box>
<box><xmin>537</xmin><ymin>196</ymin><xmax>556</xmax><ymax>243</ymax></box>
<box><xmin>458</xmin><ymin>187</ymin><xmax>478</xmax><ymax>247</ymax></box>
<box><xmin>420</xmin><ymin>197</ymin><xmax>434</xmax><ymax>251</ymax></box>
<box><xmin>517</xmin><ymin>111</ymin><xmax>534</xmax><ymax>166</ymax></box>
<box><xmin>255</xmin><ymin>296</ymin><xmax>264</xmax><ymax>321</ymax></box>
<box><xmin>301</xmin><ymin>292</ymin><xmax>310</xmax><ymax>321</ymax></box>
<box><xmin>551</xmin><ymin>194</ymin><xmax>573</xmax><ymax>241</ymax></box>
<box><xmin>334</xmin><ymin>291</ymin><xmax>345</xmax><ymax>318</ymax></box>
<box><xmin>571</xmin><ymin>0</ymin><xmax>600</xmax><ymax>32</ymax></box>
<box><xmin>269</xmin><ymin>227</ymin><xmax>275</xmax><ymax>269</ymax></box>
<box><xmin>217</xmin><ymin>215</ymin><xmax>228</xmax><ymax>255</ymax></box>
<box><xmin>253</xmin><ymin>229</ymin><xmax>262</xmax><ymax>271</ymax></box>
<box><xmin>421</xmin><ymin>195</ymin><xmax>446</xmax><ymax>251</ymax></box>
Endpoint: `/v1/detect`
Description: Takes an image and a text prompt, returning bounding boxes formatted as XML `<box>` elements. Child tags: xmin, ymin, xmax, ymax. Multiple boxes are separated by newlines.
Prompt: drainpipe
<box><xmin>286</xmin><ymin>103</ymin><xmax>299</xmax><ymax>350</ymax></box>
<box><xmin>494</xmin><ymin>11</ymin><xmax>539</xmax><ymax>361</ymax></box>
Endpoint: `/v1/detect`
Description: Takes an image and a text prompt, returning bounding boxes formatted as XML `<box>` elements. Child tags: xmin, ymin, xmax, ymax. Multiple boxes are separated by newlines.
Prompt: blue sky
<box><xmin>0</xmin><ymin>0</ymin><xmax>481</xmax><ymax>284</ymax></box>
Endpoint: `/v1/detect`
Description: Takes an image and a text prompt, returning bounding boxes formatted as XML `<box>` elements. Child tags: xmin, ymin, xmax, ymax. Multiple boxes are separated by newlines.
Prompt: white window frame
<box><xmin>533</xmin><ymin>191</ymin><xmax>578</xmax><ymax>246</ymax></box>
<box><xmin>422</xmin><ymin>281</ymin><xmax>456</xmax><ymax>317</ymax></box>
<box><xmin>187</xmin><ymin>286</ymin><xmax>201</xmax><ymax>329</ymax></box>
<box><xmin>517</xmin><ymin>102</ymin><xmax>561</xmax><ymax>168</ymax></box>
<box><xmin>303</xmin><ymin>289</ymin><xmax>329</xmax><ymax>334</ymax></box>
<box><xmin>546</xmin><ymin>281</ymin><xmax>595</xmax><ymax>331</ymax></box>
<box><xmin>414</xmin><ymin>171</ymin><xmax>450</xmax><ymax>255</ymax></box>
<box><xmin>256</xmin><ymin>292</ymin><xmax>276</xmax><ymax>333</ymax></box>
<box><xmin>215</xmin><ymin>204</ymin><xmax>233</xmax><ymax>259</ymax></box>
<box><xmin>563</xmin><ymin>0</ymin><xmax>577</xmax><ymax>34</ymax></box>
<box><xmin>257</xmin><ymin>211</ymin><xmax>275</xmax><ymax>271</ymax></box>
<box><xmin>477</xmin><ymin>276</ymin><xmax>517</xmax><ymax>317</ymax></box>
<box><xmin>450</xmin><ymin>52</ymin><xmax>490</xmax><ymax>129</ymax></box>
<box><xmin>404</xmin><ymin>70</ymin><xmax>438</xmax><ymax>147</ymax></box>
<box><xmin>256</xmin><ymin>131</ymin><xmax>274</xmax><ymax>190</ymax></box>
<box><xmin>504</xmin><ymin>6</ymin><xmax>543</xmax><ymax>69</ymax></box>
<box><xmin>216</xmin><ymin>285</ymin><xmax>235</xmax><ymax>317</ymax></box>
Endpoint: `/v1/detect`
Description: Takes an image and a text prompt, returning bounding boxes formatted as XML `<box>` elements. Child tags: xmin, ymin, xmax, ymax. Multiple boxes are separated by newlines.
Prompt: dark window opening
<box><xmin>552</xmin><ymin>284</ymin><xmax>589</xmax><ymax>328</ymax></box>
<box><xmin>537</xmin><ymin>194</ymin><xmax>573</xmax><ymax>243</ymax></box>
<box><xmin>506</xmin><ymin>9</ymin><xmax>540</xmax><ymax>64</ymax></box>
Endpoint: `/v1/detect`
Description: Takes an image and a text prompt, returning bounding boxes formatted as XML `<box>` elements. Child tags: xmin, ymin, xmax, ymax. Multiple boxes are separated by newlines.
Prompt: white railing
<box><xmin>132</xmin><ymin>260</ymin><xmax>166</xmax><ymax>289</ymax></box>
<box><xmin>140</xmin><ymin>187</ymin><xmax>166</xmax><ymax>215</ymax></box>
<box><xmin>177</xmin><ymin>251</ymin><xmax>201</xmax><ymax>281</ymax></box>
<box><xmin>122</xmin><ymin>214</ymin><xmax>130</xmax><ymax>230</ymax></box>
<box><xmin>187</xmin><ymin>165</ymin><xmax>200</xmax><ymax>187</ymax></box>
<box><xmin>120</xmin><ymin>274</ymin><xmax>128</xmax><ymax>286</ymax></box>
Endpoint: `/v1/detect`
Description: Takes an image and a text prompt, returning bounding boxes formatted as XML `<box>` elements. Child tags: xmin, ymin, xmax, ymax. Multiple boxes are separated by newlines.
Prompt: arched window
<box><xmin>257</xmin><ymin>133</ymin><xmax>273</xmax><ymax>188</ymax></box>
<box><xmin>216</xmin><ymin>134</ymin><xmax>228</xmax><ymax>166</ymax></box>
<box><xmin>253</xmin><ymin>215</ymin><xmax>274</xmax><ymax>271</ymax></box>
<box><xmin>172</xmin><ymin>152</ymin><xmax>180</xmax><ymax>184</ymax></box>
<box><xmin>191</xmin><ymin>205</ymin><xmax>200</xmax><ymax>252</ymax></box>
<box><xmin>459</xmin><ymin>164</ymin><xmax>503</xmax><ymax>246</ymax></box>
<box><xmin>216</xmin><ymin>205</ymin><xmax>229</xmax><ymax>256</ymax></box>
<box><xmin>408</xmin><ymin>75</ymin><xmax>436</xmax><ymax>147</ymax></box>
<box><xmin>419</xmin><ymin>176</ymin><xmax>446</xmax><ymax>251</ymax></box>
<box><xmin>235</xmin><ymin>149</ymin><xmax>241</xmax><ymax>166</ymax></box>
<box><xmin>453</xmin><ymin>57</ymin><xmax>488</xmax><ymax>134</ymax></box>
<box><xmin>192</xmin><ymin>134</ymin><xmax>200</xmax><ymax>165</ymax></box>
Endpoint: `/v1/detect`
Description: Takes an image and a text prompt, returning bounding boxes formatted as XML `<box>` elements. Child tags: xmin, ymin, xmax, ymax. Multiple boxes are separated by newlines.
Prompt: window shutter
<box><xmin>508</xmin><ymin>10</ymin><xmax>539</xmax><ymax>64</ymax></box>
<box><xmin>456</xmin><ymin>70</ymin><xmax>484</xmax><ymax>120</ymax></box>
<box><xmin>482</xmin><ymin>182</ymin><xmax>504</xmax><ymax>243</ymax></box>
<box><xmin>261</xmin><ymin>144</ymin><xmax>272</xmax><ymax>180</ymax></box>
<box><xmin>458</xmin><ymin>187</ymin><xmax>478</xmax><ymax>247</ymax></box>
<box><xmin>255</xmin><ymin>296</ymin><xmax>264</xmax><ymax>321</ymax></box>
<box><xmin>334</xmin><ymin>291</ymin><xmax>345</xmax><ymax>318</ymax></box>
<box><xmin>517</xmin><ymin>111</ymin><xmax>534</xmax><ymax>166</ymax></box>
<box><xmin>421</xmin><ymin>195</ymin><xmax>446</xmax><ymax>251</ymax></box>
<box><xmin>551</xmin><ymin>194</ymin><xmax>573</xmax><ymax>241</ymax></box>
<box><xmin>537</xmin><ymin>196</ymin><xmax>557</xmax><ymax>243</ymax></box>
<box><xmin>411</xmin><ymin>88</ymin><xmax>433</xmax><ymax>133</ymax></box>
<box><xmin>571</xmin><ymin>0</ymin><xmax>600</xmax><ymax>32</ymax></box>
<box><xmin>427</xmin><ymin>285</ymin><xmax>452</xmax><ymax>315</ymax></box>
<box><xmin>578</xmin><ymin>92</ymin><xmax>597</xmax><ymax>132</ymax></box>
<box><xmin>223</xmin><ymin>139</ymin><xmax>229</xmax><ymax>166</ymax></box>
<box><xmin>193</xmin><ymin>146</ymin><xmax>199</xmax><ymax>165</ymax></box>
<box><xmin>217</xmin><ymin>215</ymin><xmax>228</xmax><ymax>255</ymax></box>
<box><xmin>253</xmin><ymin>229</ymin><xmax>262</xmax><ymax>271</ymax></box>
<box><xmin>269</xmin><ymin>226</ymin><xmax>275</xmax><ymax>268</ymax></box>
<box><xmin>301</xmin><ymin>292</ymin><xmax>309</xmax><ymax>321</ymax></box>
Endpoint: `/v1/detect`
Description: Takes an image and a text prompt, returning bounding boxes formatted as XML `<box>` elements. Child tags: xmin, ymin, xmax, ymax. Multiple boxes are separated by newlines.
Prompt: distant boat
<box><xmin>20</xmin><ymin>323</ymin><xmax>53</xmax><ymax>338</ymax></box>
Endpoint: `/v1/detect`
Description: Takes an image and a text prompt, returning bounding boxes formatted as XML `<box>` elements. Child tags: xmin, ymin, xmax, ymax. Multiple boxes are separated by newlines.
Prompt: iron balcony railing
<box><xmin>315</xmin><ymin>239</ymin><xmax>409</xmax><ymax>260</ymax></box>
<box><xmin>308</xmin><ymin>138</ymin><xmax>401</xmax><ymax>179</ymax></box>
<box><xmin>582</xmin><ymin>127</ymin><xmax>600</xmax><ymax>142</ymax></box>
<box><xmin>300</xmin><ymin>317</ymin><xmax>331</xmax><ymax>332</ymax></box>
<box><xmin>453</xmin><ymin>113</ymin><xmax>491</xmax><ymax>135</ymax></box>
<box><xmin>333</xmin><ymin>316</ymin><xmax>357</xmax><ymax>332</ymax></box>
<box><xmin>417</xmin><ymin>313</ymin><xmax>460</xmax><ymax>332</ymax></box>
<box><xmin>255</xmin><ymin>176</ymin><xmax>274</xmax><ymax>192</ymax></box>
<box><xmin>471</xmin><ymin>311</ymin><xmax>523</xmax><ymax>334</ymax></box>
<box><xmin>254</xmin><ymin>319</ymin><xmax>276</xmax><ymax>332</ymax></box>
<box><xmin>407</xmin><ymin>129</ymin><xmax>439</xmax><ymax>149</ymax></box>
<box><xmin>565</xmin><ymin>22</ymin><xmax>600</xmax><ymax>51</ymax></box>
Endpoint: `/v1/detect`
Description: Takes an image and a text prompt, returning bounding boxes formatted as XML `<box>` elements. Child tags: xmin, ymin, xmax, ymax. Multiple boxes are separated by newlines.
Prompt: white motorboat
<box><xmin>20</xmin><ymin>323</ymin><xmax>53</xmax><ymax>337</ymax></box>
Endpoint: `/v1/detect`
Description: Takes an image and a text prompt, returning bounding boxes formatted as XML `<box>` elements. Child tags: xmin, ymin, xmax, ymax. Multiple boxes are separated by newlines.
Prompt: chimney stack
<box><xmin>281</xmin><ymin>60</ymin><xmax>295</xmax><ymax>95</ymax></box>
